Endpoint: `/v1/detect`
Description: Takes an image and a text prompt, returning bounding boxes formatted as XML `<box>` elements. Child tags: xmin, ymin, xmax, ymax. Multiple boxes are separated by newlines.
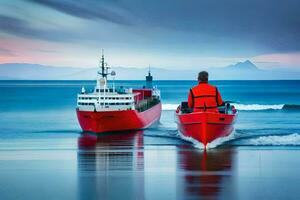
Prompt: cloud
<box><xmin>27</xmin><ymin>0</ymin><xmax>133</xmax><ymax>26</ymax></box>
<box><xmin>253</xmin><ymin>61</ymin><xmax>280</xmax><ymax>65</ymax></box>
<box><xmin>1</xmin><ymin>0</ymin><xmax>300</xmax><ymax>66</ymax></box>
<box><xmin>125</xmin><ymin>0</ymin><xmax>300</xmax><ymax>53</ymax></box>
<box><xmin>0</xmin><ymin>14</ymin><xmax>78</xmax><ymax>42</ymax></box>
<box><xmin>34</xmin><ymin>49</ymin><xmax>57</xmax><ymax>53</ymax></box>
<box><xmin>253</xmin><ymin>52</ymin><xmax>300</xmax><ymax>68</ymax></box>
<box><xmin>27</xmin><ymin>0</ymin><xmax>300</xmax><ymax>54</ymax></box>
<box><xmin>0</xmin><ymin>47</ymin><xmax>15</xmax><ymax>56</ymax></box>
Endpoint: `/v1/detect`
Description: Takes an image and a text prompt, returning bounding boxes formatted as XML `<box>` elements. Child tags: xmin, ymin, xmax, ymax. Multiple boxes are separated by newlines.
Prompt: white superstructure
<box><xmin>77</xmin><ymin>53</ymin><xmax>160</xmax><ymax>112</ymax></box>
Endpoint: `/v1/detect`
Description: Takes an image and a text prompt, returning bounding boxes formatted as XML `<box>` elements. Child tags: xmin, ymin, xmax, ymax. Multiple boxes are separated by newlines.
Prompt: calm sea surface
<box><xmin>0</xmin><ymin>80</ymin><xmax>300</xmax><ymax>200</ymax></box>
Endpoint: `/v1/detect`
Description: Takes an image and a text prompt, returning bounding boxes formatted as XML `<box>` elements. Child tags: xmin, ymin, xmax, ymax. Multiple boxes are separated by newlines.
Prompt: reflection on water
<box><xmin>177</xmin><ymin>148</ymin><xmax>235</xmax><ymax>199</ymax></box>
<box><xmin>77</xmin><ymin>132</ymin><xmax>236</xmax><ymax>200</ymax></box>
<box><xmin>78</xmin><ymin>131</ymin><xmax>145</xmax><ymax>200</ymax></box>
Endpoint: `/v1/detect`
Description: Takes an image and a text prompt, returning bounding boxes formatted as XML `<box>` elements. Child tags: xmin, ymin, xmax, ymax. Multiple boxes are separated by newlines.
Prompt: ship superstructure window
<box><xmin>78</xmin><ymin>102</ymin><xmax>95</xmax><ymax>105</ymax></box>
<box><xmin>101</xmin><ymin>102</ymin><xmax>132</xmax><ymax>106</ymax></box>
<box><xmin>98</xmin><ymin>97</ymin><xmax>132</xmax><ymax>100</ymax></box>
<box><xmin>98</xmin><ymin>89</ymin><xmax>114</xmax><ymax>93</ymax></box>
<box><xmin>78</xmin><ymin>97</ymin><xmax>99</xmax><ymax>100</ymax></box>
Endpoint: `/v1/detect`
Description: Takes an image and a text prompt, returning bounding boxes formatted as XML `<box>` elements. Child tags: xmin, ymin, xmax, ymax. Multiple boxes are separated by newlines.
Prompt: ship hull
<box><xmin>175</xmin><ymin>111</ymin><xmax>237</xmax><ymax>147</ymax></box>
<box><xmin>77</xmin><ymin>103</ymin><xmax>161</xmax><ymax>133</ymax></box>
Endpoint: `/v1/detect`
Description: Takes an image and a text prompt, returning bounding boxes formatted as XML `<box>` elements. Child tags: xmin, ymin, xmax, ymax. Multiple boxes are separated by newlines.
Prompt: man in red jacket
<box><xmin>188</xmin><ymin>71</ymin><xmax>223</xmax><ymax>112</ymax></box>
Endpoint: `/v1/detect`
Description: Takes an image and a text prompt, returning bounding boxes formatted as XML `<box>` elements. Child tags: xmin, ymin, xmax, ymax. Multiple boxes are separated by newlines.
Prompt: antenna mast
<box><xmin>99</xmin><ymin>49</ymin><xmax>107</xmax><ymax>78</ymax></box>
<box><xmin>146</xmin><ymin>65</ymin><xmax>153</xmax><ymax>88</ymax></box>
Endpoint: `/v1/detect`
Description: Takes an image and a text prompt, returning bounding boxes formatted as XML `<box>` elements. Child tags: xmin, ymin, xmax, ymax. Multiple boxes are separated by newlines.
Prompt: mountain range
<box><xmin>0</xmin><ymin>60</ymin><xmax>299</xmax><ymax>80</ymax></box>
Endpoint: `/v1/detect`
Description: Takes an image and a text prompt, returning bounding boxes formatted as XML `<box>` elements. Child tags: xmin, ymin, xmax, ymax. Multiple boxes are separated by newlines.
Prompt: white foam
<box><xmin>178</xmin><ymin>131</ymin><xmax>236</xmax><ymax>149</ymax></box>
<box><xmin>248</xmin><ymin>133</ymin><xmax>300</xmax><ymax>146</ymax></box>
<box><xmin>162</xmin><ymin>104</ymin><xmax>179</xmax><ymax>111</ymax></box>
<box><xmin>233</xmin><ymin>103</ymin><xmax>284</xmax><ymax>111</ymax></box>
<box><xmin>206</xmin><ymin>132</ymin><xmax>236</xmax><ymax>148</ymax></box>
<box><xmin>178</xmin><ymin>132</ymin><xmax>205</xmax><ymax>149</ymax></box>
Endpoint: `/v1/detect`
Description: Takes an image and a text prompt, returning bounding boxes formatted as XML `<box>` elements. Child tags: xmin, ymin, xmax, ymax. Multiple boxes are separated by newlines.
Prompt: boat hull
<box><xmin>175</xmin><ymin>111</ymin><xmax>237</xmax><ymax>147</ymax></box>
<box><xmin>77</xmin><ymin>103</ymin><xmax>161</xmax><ymax>133</ymax></box>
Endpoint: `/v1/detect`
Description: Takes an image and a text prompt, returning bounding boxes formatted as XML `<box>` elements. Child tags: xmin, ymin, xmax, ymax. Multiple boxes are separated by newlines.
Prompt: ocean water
<box><xmin>1</xmin><ymin>80</ymin><xmax>300</xmax><ymax>200</ymax></box>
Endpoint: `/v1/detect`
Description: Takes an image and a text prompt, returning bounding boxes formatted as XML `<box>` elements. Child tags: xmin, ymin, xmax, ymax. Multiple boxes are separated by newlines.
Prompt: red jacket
<box><xmin>188</xmin><ymin>82</ymin><xmax>223</xmax><ymax>112</ymax></box>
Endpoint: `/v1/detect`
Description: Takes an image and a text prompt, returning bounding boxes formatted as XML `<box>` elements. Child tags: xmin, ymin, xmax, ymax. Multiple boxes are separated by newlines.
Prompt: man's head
<box><xmin>198</xmin><ymin>71</ymin><xmax>209</xmax><ymax>82</ymax></box>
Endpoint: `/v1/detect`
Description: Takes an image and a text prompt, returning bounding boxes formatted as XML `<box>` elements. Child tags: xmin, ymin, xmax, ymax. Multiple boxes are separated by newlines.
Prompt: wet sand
<box><xmin>1</xmin><ymin>131</ymin><xmax>300</xmax><ymax>200</ymax></box>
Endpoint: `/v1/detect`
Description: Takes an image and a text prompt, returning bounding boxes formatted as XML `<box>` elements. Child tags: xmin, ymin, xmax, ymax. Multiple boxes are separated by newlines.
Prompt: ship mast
<box><xmin>99</xmin><ymin>49</ymin><xmax>108</xmax><ymax>79</ymax></box>
<box><xmin>146</xmin><ymin>65</ymin><xmax>153</xmax><ymax>88</ymax></box>
<box><xmin>96</xmin><ymin>50</ymin><xmax>117</xmax><ymax>95</ymax></box>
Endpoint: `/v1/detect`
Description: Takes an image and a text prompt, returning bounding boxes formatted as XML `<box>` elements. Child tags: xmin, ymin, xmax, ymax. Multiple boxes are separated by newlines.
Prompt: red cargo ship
<box><xmin>76</xmin><ymin>53</ymin><xmax>161</xmax><ymax>133</ymax></box>
<box><xmin>175</xmin><ymin>102</ymin><xmax>237</xmax><ymax>148</ymax></box>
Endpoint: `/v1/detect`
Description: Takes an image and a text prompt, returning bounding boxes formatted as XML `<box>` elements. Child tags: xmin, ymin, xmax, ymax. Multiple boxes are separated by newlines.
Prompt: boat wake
<box><xmin>150</xmin><ymin>123</ymin><xmax>300</xmax><ymax>148</ymax></box>
<box><xmin>177</xmin><ymin>131</ymin><xmax>237</xmax><ymax>150</ymax></box>
<box><xmin>177</xmin><ymin>133</ymin><xmax>204</xmax><ymax>149</ymax></box>
<box><xmin>244</xmin><ymin>133</ymin><xmax>300</xmax><ymax>146</ymax></box>
<box><xmin>162</xmin><ymin>103</ymin><xmax>300</xmax><ymax>111</ymax></box>
<box><xmin>177</xmin><ymin>132</ymin><xmax>300</xmax><ymax>148</ymax></box>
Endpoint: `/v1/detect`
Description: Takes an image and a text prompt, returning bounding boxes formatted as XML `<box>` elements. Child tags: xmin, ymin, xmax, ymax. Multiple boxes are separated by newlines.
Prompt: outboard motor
<box><xmin>225</xmin><ymin>103</ymin><xmax>231</xmax><ymax>114</ymax></box>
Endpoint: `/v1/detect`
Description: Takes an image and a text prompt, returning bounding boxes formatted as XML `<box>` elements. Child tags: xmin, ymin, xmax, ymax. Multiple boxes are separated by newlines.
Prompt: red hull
<box><xmin>77</xmin><ymin>103</ymin><xmax>161</xmax><ymax>133</ymax></box>
<box><xmin>175</xmin><ymin>111</ymin><xmax>237</xmax><ymax>147</ymax></box>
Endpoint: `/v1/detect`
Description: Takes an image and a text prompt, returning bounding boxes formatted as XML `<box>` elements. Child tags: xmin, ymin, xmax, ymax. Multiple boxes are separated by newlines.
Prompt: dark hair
<box><xmin>198</xmin><ymin>71</ymin><xmax>209</xmax><ymax>82</ymax></box>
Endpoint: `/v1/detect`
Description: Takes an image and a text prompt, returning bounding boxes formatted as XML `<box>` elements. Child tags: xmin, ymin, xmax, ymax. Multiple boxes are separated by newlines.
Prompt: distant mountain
<box><xmin>0</xmin><ymin>61</ymin><xmax>299</xmax><ymax>80</ymax></box>
<box><xmin>0</xmin><ymin>63</ymin><xmax>196</xmax><ymax>80</ymax></box>
<box><xmin>0</xmin><ymin>63</ymin><xmax>82</xmax><ymax>80</ymax></box>
<box><xmin>224</xmin><ymin>60</ymin><xmax>259</xmax><ymax>71</ymax></box>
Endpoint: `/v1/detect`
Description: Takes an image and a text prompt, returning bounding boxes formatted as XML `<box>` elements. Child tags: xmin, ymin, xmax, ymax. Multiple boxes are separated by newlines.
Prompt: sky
<box><xmin>0</xmin><ymin>0</ymin><xmax>300</xmax><ymax>70</ymax></box>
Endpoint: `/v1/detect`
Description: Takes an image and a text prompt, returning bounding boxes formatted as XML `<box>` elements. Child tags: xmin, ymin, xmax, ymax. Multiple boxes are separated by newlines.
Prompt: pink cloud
<box><xmin>253</xmin><ymin>52</ymin><xmax>300</xmax><ymax>69</ymax></box>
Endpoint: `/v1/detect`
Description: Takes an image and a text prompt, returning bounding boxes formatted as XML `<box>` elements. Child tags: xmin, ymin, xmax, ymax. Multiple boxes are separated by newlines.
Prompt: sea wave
<box><xmin>282</xmin><ymin>104</ymin><xmax>300</xmax><ymax>110</ymax></box>
<box><xmin>232</xmin><ymin>103</ymin><xmax>284</xmax><ymax>110</ymax></box>
<box><xmin>247</xmin><ymin>133</ymin><xmax>300</xmax><ymax>146</ymax></box>
<box><xmin>162</xmin><ymin>103</ymin><xmax>300</xmax><ymax>111</ymax></box>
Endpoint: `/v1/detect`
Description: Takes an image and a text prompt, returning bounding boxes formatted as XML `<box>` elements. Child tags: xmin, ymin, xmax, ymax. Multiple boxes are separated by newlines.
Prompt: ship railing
<box><xmin>78</xmin><ymin>96</ymin><xmax>134</xmax><ymax>101</ymax></box>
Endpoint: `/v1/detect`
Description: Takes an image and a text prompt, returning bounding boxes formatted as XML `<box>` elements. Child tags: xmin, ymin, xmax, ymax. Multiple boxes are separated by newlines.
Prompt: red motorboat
<box><xmin>76</xmin><ymin>53</ymin><xmax>161</xmax><ymax>133</ymax></box>
<box><xmin>175</xmin><ymin>102</ymin><xmax>237</xmax><ymax>147</ymax></box>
